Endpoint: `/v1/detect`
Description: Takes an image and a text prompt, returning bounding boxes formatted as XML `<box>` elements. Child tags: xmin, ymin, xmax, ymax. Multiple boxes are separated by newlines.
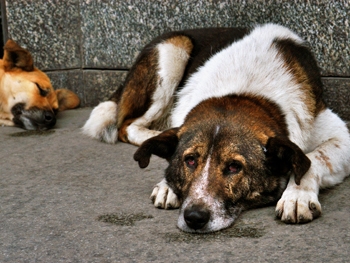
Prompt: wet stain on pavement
<box><xmin>97</xmin><ymin>213</ymin><xmax>154</xmax><ymax>226</ymax></box>
<box><xmin>9</xmin><ymin>130</ymin><xmax>55</xmax><ymax>137</ymax></box>
<box><xmin>164</xmin><ymin>225</ymin><xmax>265</xmax><ymax>243</ymax></box>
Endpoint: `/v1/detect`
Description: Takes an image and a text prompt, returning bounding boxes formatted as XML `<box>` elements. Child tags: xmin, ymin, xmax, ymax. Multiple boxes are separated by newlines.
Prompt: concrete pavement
<box><xmin>1</xmin><ymin>108</ymin><xmax>349</xmax><ymax>262</ymax></box>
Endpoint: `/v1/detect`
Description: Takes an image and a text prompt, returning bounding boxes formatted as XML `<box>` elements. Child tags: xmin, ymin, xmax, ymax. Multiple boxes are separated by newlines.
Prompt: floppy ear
<box><xmin>265</xmin><ymin>137</ymin><xmax>311</xmax><ymax>185</ymax></box>
<box><xmin>55</xmin><ymin>89</ymin><xmax>80</xmax><ymax>111</ymax></box>
<box><xmin>3</xmin><ymin>39</ymin><xmax>34</xmax><ymax>71</ymax></box>
<box><xmin>133</xmin><ymin>128</ymin><xmax>179</xmax><ymax>168</ymax></box>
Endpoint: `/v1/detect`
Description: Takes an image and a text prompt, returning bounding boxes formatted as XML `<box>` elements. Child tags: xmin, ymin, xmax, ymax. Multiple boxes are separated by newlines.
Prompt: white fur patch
<box><xmin>81</xmin><ymin>101</ymin><xmax>118</xmax><ymax>144</ymax></box>
<box><xmin>126</xmin><ymin>125</ymin><xmax>161</xmax><ymax>146</ymax></box>
<box><xmin>305</xmin><ymin>109</ymin><xmax>350</xmax><ymax>187</ymax></box>
<box><xmin>20</xmin><ymin>115</ymin><xmax>36</xmax><ymax>130</ymax></box>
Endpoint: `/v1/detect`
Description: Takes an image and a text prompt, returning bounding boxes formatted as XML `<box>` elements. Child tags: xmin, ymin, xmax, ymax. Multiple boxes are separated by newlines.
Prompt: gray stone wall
<box><xmin>3</xmin><ymin>0</ymin><xmax>350</xmax><ymax>119</ymax></box>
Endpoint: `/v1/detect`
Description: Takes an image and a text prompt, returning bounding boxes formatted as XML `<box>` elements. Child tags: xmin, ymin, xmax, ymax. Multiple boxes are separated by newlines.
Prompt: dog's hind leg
<box><xmin>120</xmin><ymin>35</ymin><xmax>193</xmax><ymax>146</ymax></box>
<box><xmin>82</xmin><ymin>35</ymin><xmax>193</xmax><ymax>145</ymax></box>
<box><xmin>276</xmin><ymin>109</ymin><xmax>350</xmax><ymax>223</ymax></box>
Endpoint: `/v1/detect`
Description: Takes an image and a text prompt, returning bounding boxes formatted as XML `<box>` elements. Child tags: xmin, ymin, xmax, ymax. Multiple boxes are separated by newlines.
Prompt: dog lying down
<box><xmin>0</xmin><ymin>39</ymin><xmax>80</xmax><ymax>130</ymax></box>
<box><xmin>83</xmin><ymin>24</ymin><xmax>350</xmax><ymax>233</ymax></box>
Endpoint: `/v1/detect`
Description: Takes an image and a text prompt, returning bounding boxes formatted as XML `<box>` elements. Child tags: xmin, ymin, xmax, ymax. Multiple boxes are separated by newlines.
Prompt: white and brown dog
<box><xmin>83</xmin><ymin>24</ymin><xmax>350</xmax><ymax>233</ymax></box>
<box><xmin>0</xmin><ymin>39</ymin><xmax>80</xmax><ymax>130</ymax></box>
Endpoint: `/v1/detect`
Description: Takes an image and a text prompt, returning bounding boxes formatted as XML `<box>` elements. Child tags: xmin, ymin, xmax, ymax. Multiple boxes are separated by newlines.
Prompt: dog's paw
<box><xmin>82</xmin><ymin>101</ymin><xmax>118</xmax><ymax>144</ymax></box>
<box><xmin>150</xmin><ymin>179</ymin><xmax>180</xmax><ymax>209</ymax></box>
<box><xmin>275</xmin><ymin>187</ymin><xmax>321</xmax><ymax>224</ymax></box>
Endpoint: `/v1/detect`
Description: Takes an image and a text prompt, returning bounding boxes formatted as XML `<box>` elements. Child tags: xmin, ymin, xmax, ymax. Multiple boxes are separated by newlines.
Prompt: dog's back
<box><xmin>172</xmin><ymin>24</ymin><xmax>325</xmax><ymax>151</ymax></box>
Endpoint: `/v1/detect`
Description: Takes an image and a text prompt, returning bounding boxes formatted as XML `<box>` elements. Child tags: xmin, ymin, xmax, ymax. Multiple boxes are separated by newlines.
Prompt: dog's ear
<box><xmin>3</xmin><ymin>39</ymin><xmax>34</xmax><ymax>71</ymax></box>
<box><xmin>134</xmin><ymin>128</ymin><xmax>180</xmax><ymax>168</ymax></box>
<box><xmin>55</xmin><ymin>89</ymin><xmax>80</xmax><ymax>111</ymax></box>
<box><xmin>265</xmin><ymin>137</ymin><xmax>311</xmax><ymax>185</ymax></box>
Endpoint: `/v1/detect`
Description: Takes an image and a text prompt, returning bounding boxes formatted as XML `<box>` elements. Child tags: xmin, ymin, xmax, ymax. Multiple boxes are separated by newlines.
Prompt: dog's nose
<box><xmin>43</xmin><ymin>111</ymin><xmax>56</xmax><ymax>127</ymax></box>
<box><xmin>184</xmin><ymin>205</ymin><xmax>210</xmax><ymax>230</ymax></box>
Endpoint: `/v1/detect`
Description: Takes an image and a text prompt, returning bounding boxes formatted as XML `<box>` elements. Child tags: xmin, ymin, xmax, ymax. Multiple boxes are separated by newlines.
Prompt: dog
<box><xmin>83</xmin><ymin>24</ymin><xmax>350</xmax><ymax>233</ymax></box>
<box><xmin>0</xmin><ymin>39</ymin><xmax>80</xmax><ymax>130</ymax></box>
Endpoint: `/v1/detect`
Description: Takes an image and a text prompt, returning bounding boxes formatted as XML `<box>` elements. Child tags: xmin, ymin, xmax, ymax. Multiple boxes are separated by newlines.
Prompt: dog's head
<box><xmin>134</xmin><ymin>97</ymin><xmax>311</xmax><ymax>233</ymax></box>
<box><xmin>0</xmin><ymin>39</ymin><xmax>80</xmax><ymax>130</ymax></box>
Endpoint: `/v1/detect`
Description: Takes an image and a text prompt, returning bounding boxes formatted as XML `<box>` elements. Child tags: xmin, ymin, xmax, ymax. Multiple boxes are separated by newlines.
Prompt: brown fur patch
<box><xmin>165</xmin><ymin>35</ymin><xmax>194</xmax><ymax>55</ymax></box>
<box><xmin>55</xmin><ymin>89</ymin><xmax>80</xmax><ymax>111</ymax></box>
<box><xmin>118</xmin><ymin>118</ymin><xmax>135</xmax><ymax>143</ymax></box>
<box><xmin>182</xmin><ymin>94</ymin><xmax>289</xmax><ymax>144</ymax></box>
<box><xmin>117</xmin><ymin>48</ymin><xmax>159</xmax><ymax>128</ymax></box>
<box><xmin>3</xmin><ymin>39</ymin><xmax>34</xmax><ymax>71</ymax></box>
<box><xmin>316</xmin><ymin>150</ymin><xmax>333</xmax><ymax>173</ymax></box>
<box><xmin>274</xmin><ymin>39</ymin><xmax>326</xmax><ymax>118</ymax></box>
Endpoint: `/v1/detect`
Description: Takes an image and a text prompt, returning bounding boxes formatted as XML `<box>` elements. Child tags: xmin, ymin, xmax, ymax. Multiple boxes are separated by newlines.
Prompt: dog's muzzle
<box><xmin>11</xmin><ymin>103</ymin><xmax>57</xmax><ymax>130</ymax></box>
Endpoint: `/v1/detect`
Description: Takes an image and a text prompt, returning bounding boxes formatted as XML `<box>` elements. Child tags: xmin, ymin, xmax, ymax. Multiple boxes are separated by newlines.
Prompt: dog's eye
<box><xmin>184</xmin><ymin>155</ymin><xmax>197</xmax><ymax>169</ymax></box>
<box><xmin>35</xmin><ymin>83</ymin><xmax>49</xmax><ymax>97</ymax></box>
<box><xmin>225</xmin><ymin>161</ymin><xmax>242</xmax><ymax>175</ymax></box>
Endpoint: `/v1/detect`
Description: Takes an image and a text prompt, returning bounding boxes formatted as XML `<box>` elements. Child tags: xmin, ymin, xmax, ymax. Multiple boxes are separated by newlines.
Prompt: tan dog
<box><xmin>0</xmin><ymin>39</ymin><xmax>80</xmax><ymax>130</ymax></box>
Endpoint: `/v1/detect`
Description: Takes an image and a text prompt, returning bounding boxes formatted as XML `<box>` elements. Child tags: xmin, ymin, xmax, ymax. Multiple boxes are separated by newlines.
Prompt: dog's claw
<box><xmin>275</xmin><ymin>209</ymin><xmax>283</xmax><ymax>218</ymax></box>
<box><xmin>285</xmin><ymin>215</ymin><xmax>294</xmax><ymax>223</ymax></box>
<box><xmin>309</xmin><ymin>202</ymin><xmax>321</xmax><ymax>218</ymax></box>
<box><xmin>309</xmin><ymin>202</ymin><xmax>317</xmax><ymax>210</ymax></box>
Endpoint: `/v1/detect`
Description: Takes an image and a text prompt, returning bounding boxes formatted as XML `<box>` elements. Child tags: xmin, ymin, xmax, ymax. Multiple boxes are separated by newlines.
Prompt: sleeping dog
<box><xmin>83</xmin><ymin>24</ymin><xmax>350</xmax><ymax>233</ymax></box>
<box><xmin>0</xmin><ymin>39</ymin><xmax>80</xmax><ymax>130</ymax></box>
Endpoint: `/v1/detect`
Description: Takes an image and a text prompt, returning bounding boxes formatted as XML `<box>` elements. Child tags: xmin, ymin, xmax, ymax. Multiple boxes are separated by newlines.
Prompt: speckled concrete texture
<box><xmin>47</xmin><ymin>70</ymin><xmax>84</xmax><ymax>105</ymax></box>
<box><xmin>6</xmin><ymin>0</ymin><xmax>349</xmax><ymax>75</ymax></box>
<box><xmin>80</xmin><ymin>0</ymin><xmax>350</xmax><ymax>75</ymax></box>
<box><xmin>47</xmin><ymin>70</ymin><xmax>128</xmax><ymax>107</ymax></box>
<box><xmin>5</xmin><ymin>0</ymin><xmax>81</xmax><ymax>70</ymax></box>
<box><xmin>322</xmin><ymin>78</ymin><xmax>350</xmax><ymax>120</ymax></box>
<box><xmin>0</xmin><ymin>109</ymin><xmax>350</xmax><ymax>262</ymax></box>
<box><xmin>82</xmin><ymin>70</ymin><xmax>128</xmax><ymax>106</ymax></box>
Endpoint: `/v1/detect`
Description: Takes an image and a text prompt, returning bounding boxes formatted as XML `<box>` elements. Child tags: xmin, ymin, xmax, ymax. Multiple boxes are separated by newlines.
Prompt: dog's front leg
<box><xmin>276</xmin><ymin>109</ymin><xmax>350</xmax><ymax>223</ymax></box>
<box><xmin>0</xmin><ymin>119</ymin><xmax>14</xmax><ymax>126</ymax></box>
<box><xmin>275</xmin><ymin>168</ymin><xmax>321</xmax><ymax>223</ymax></box>
<box><xmin>0</xmin><ymin>112</ymin><xmax>15</xmax><ymax>126</ymax></box>
<box><xmin>150</xmin><ymin>178</ymin><xmax>180</xmax><ymax>210</ymax></box>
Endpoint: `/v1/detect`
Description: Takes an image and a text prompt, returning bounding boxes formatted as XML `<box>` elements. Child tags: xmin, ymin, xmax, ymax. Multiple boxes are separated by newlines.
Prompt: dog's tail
<box><xmin>81</xmin><ymin>101</ymin><xmax>118</xmax><ymax>144</ymax></box>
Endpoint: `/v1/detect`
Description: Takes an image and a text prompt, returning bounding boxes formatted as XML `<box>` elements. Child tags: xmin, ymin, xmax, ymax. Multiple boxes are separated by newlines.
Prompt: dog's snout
<box><xmin>44</xmin><ymin>111</ymin><xmax>55</xmax><ymax>122</ymax></box>
<box><xmin>184</xmin><ymin>205</ymin><xmax>210</xmax><ymax>230</ymax></box>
